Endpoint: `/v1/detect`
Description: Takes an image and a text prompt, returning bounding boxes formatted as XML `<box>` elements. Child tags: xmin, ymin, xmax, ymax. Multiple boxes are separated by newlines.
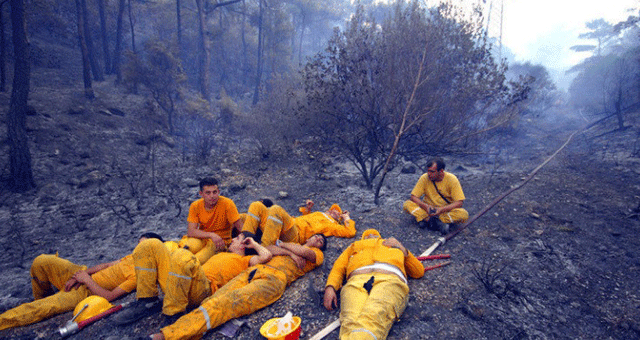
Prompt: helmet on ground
<box><xmin>73</xmin><ymin>295</ymin><xmax>113</xmax><ymax>323</ymax></box>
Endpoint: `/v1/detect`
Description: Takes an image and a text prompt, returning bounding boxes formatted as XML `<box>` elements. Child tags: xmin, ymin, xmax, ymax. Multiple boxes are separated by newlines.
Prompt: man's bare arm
<box><xmin>187</xmin><ymin>221</ymin><xmax>224</xmax><ymax>248</ymax></box>
<box><xmin>434</xmin><ymin>200</ymin><xmax>463</xmax><ymax>215</ymax></box>
<box><xmin>246</xmin><ymin>238</ymin><xmax>272</xmax><ymax>266</ymax></box>
<box><xmin>279</xmin><ymin>242</ymin><xmax>316</xmax><ymax>263</ymax></box>
<box><xmin>71</xmin><ymin>271</ymin><xmax>128</xmax><ymax>301</ymax></box>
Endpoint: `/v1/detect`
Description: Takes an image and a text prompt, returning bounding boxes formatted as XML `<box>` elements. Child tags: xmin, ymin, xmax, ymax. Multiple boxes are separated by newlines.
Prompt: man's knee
<box><xmin>134</xmin><ymin>238</ymin><xmax>165</xmax><ymax>255</ymax></box>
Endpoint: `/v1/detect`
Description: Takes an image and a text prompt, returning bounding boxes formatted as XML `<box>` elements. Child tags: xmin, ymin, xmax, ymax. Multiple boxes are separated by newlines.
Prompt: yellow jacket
<box><xmin>295</xmin><ymin>212</ymin><xmax>356</xmax><ymax>243</ymax></box>
<box><xmin>326</xmin><ymin>234</ymin><xmax>424</xmax><ymax>291</ymax></box>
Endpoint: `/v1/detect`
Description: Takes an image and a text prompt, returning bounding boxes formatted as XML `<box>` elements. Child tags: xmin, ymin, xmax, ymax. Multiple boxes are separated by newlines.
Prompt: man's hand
<box><xmin>209</xmin><ymin>233</ymin><xmax>225</xmax><ymax>249</ymax></box>
<box><xmin>323</xmin><ymin>286</ymin><xmax>338</xmax><ymax>311</ymax></box>
<box><xmin>341</xmin><ymin>211</ymin><xmax>351</xmax><ymax>221</ymax></box>
<box><xmin>64</xmin><ymin>276</ymin><xmax>81</xmax><ymax>292</ymax></box>
<box><xmin>243</xmin><ymin>237</ymin><xmax>258</xmax><ymax>248</ymax></box>
<box><xmin>382</xmin><ymin>237</ymin><xmax>408</xmax><ymax>256</ymax></box>
<box><xmin>72</xmin><ymin>270</ymin><xmax>93</xmax><ymax>285</ymax></box>
<box><xmin>290</xmin><ymin>253</ymin><xmax>306</xmax><ymax>269</ymax></box>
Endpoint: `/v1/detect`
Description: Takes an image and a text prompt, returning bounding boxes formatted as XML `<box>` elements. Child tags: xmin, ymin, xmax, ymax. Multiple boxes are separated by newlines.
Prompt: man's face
<box><xmin>306</xmin><ymin>234</ymin><xmax>325</xmax><ymax>249</ymax></box>
<box><xmin>427</xmin><ymin>164</ymin><xmax>443</xmax><ymax>181</ymax></box>
<box><xmin>200</xmin><ymin>185</ymin><xmax>220</xmax><ymax>207</ymax></box>
<box><xmin>229</xmin><ymin>234</ymin><xmax>245</xmax><ymax>253</ymax></box>
<box><xmin>326</xmin><ymin>209</ymin><xmax>340</xmax><ymax>220</ymax></box>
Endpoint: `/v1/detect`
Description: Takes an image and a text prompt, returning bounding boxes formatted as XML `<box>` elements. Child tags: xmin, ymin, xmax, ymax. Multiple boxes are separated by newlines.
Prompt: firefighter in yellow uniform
<box><xmin>403</xmin><ymin>157</ymin><xmax>468</xmax><ymax>234</ymax></box>
<box><xmin>179</xmin><ymin>177</ymin><xmax>242</xmax><ymax>264</ymax></box>
<box><xmin>114</xmin><ymin>233</ymin><xmax>272</xmax><ymax>324</ymax></box>
<box><xmin>242</xmin><ymin>199</ymin><xmax>355</xmax><ymax>245</ymax></box>
<box><xmin>0</xmin><ymin>233</ymin><xmax>164</xmax><ymax>331</ymax></box>
<box><xmin>147</xmin><ymin>234</ymin><xmax>327</xmax><ymax>340</ymax></box>
<box><xmin>323</xmin><ymin>229</ymin><xmax>424</xmax><ymax>340</ymax></box>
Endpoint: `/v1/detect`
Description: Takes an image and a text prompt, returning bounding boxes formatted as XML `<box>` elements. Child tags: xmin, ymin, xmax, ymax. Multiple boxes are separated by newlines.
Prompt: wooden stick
<box><xmin>308</xmin><ymin>318</ymin><xmax>340</xmax><ymax>340</ymax></box>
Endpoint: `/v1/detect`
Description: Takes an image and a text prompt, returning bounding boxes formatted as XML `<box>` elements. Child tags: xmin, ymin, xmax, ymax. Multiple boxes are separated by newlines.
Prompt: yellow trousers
<box><xmin>261</xmin><ymin>205</ymin><xmax>300</xmax><ymax>245</ymax></box>
<box><xmin>161</xmin><ymin>265</ymin><xmax>287</xmax><ymax>340</ymax></box>
<box><xmin>178</xmin><ymin>236</ymin><xmax>220</xmax><ymax>264</ymax></box>
<box><xmin>133</xmin><ymin>238</ymin><xmax>170</xmax><ymax>299</ymax></box>
<box><xmin>242</xmin><ymin>201</ymin><xmax>268</xmax><ymax>236</ymax></box>
<box><xmin>164</xmin><ymin>248</ymin><xmax>211</xmax><ymax>315</ymax></box>
<box><xmin>402</xmin><ymin>200</ymin><xmax>469</xmax><ymax>224</ymax></box>
<box><xmin>0</xmin><ymin>254</ymin><xmax>90</xmax><ymax>330</ymax></box>
<box><xmin>133</xmin><ymin>239</ymin><xmax>210</xmax><ymax>316</ymax></box>
<box><xmin>339</xmin><ymin>273</ymin><xmax>409</xmax><ymax>340</ymax></box>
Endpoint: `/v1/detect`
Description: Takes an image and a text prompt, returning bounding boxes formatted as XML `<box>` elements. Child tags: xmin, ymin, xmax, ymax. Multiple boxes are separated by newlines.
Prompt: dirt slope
<box><xmin>1</xmin><ymin>71</ymin><xmax>639</xmax><ymax>340</ymax></box>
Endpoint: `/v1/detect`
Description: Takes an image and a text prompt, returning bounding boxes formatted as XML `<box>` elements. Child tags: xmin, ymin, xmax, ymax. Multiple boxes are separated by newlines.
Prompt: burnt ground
<box><xmin>1</xmin><ymin>69</ymin><xmax>640</xmax><ymax>340</ymax></box>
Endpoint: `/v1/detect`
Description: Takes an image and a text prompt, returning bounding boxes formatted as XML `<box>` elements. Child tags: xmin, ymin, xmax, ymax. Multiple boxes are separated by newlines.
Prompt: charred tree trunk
<box><xmin>97</xmin><ymin>0</ymin><xmax>111</xmax><ymax>74</ymax></box>
<box><xmin>195</xmin><ymin>0</ymin><xmax>210</xmax><ymax>100</ymax></box>
<box><xmin>82</xmin><ymin>0</ymin><xmax>104</xmax><ymax>81</ymax></box>
<box><xmin>8</xmin><ymin>0</ymin><xmax>35</xmax><ymax>192</ymax></box>
<box><xmin>75</xmin><ymin>0</ymin><xmax>95</xmax><ymax>98</ymax></box>
<box><xmin>176</xmin><ymin>0</ymin><xmax>182</xmax><ymax>49</ymax></box>
<box><xmin>241</xmin><ymin>0</ymin><xmax>248</xmax><ymax>87</ymax></box>
<box><xmin>252</xmin><ymin>0</ymin><xmax>264</xmax><ymax>105</ymax></box>
<box><xmin>0</xmin><ymin>1</ymin><xmax>6</xmax><ymax>92</ymax></box>
<box><xmin>113</xmin><ymin>0</ymin><xmax>125</xmax><ymax>83</ymax></box>
<box><xmin>128</xmin><ymin>0</ymin><xmax>135</xmax><ymax>52</ymax></box>
<box><xmin>615</xmin><ymin>87</ymin><xmax>624</xmax><ymax>129</ymax></box>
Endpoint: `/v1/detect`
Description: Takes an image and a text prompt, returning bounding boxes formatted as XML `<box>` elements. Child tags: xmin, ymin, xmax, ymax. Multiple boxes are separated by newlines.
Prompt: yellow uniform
<box><xmin>326</xmin><ymin>230</ymin><xmax>424</xmax><ymax>340</ymax></box>
<box><xmin>133</xmin><ymin>239</ymin><xmax>252</xmax><ymax>316</ymax></box>
<box><xmin>160</xmin><ymin>248</ymin><xmax>324</xmax><ymax>340</ymax></box>
<box><xmin>403</xmin><ymin>171</ymin><xmax>469</xmax><ymax>224</ymax></box>
<box><xmin>242</xmin><ymin>202</ymin><xmax>355</xmax><ymax>245</ymax></box>
<box><xmin>180</xmin><ymin>196</ymin><xmax>241</xmax><ymax>263</ymax></box>
<box><xmin>0</xmin><ymin>253</ymin><xmax>135</xmax><ymax>330</ymax></box>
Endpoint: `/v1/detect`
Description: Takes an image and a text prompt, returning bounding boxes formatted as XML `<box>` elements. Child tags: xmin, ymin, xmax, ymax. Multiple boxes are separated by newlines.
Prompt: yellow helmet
<box><xmin>73</xmin><ymin>295</ymin><xmax>113</xmax><ymax>323</ymax></box>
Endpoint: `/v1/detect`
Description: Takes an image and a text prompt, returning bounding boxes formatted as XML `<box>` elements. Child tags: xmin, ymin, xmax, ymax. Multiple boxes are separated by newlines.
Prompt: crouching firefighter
<box><xmin>323</xmin><ymin>229</ymin><xmax>424</xmax><ymax>340</ymax></box>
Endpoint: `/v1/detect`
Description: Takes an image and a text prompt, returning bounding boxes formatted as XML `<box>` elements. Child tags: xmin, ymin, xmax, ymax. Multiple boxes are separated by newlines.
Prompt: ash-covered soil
<box><xmin>1</xmin><ymin>72</ymin><xmax>640</xmax><ymax>340</ymax></box>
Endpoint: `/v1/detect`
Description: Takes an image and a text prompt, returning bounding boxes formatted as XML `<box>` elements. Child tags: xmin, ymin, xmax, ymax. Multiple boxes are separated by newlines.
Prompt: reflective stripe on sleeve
<box><xmin>198</xmin><ymin>306</ymin><xmax>211</xmax><ymax>330</ymax></box>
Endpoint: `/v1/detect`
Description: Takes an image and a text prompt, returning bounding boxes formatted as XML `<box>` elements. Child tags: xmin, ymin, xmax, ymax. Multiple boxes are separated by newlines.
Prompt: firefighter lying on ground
<box><xmin>147</xmin><ymin>233</ymin><xmax>327</xmax><ymax>340</ymax></box>
<box><xmin>241</xmin><ymin>199</ymin><xmax>355</xmax><ymax>245</ymax></box>
<box><xmin>0</xmin><ymin>232</ymin><xmax>164</xmax><ymax>331</ymax></box>
<box><xmin>112</xmin><ymin>232</ymin><xmax>272</xmax><ymax>325</ymax></box>
<box><xmin>323</xmin><ymin>229</ymin><xmax>425</xmax><ymax>340</ymax></box>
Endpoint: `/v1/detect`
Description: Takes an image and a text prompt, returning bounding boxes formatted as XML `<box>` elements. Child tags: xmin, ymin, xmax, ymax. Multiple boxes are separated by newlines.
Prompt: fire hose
<box><xmin>58</xmin><ymin>301</ymin><xmax>129</xmax><ymax>337</ymax></box>
<box><xmin>308</xmin><ymin>130</ymin><xmax>580</xmax><ymax>340</ymax></box>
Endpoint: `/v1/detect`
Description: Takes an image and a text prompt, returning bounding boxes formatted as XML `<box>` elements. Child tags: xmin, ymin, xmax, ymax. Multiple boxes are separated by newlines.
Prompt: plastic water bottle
<box><xmin>276</xmin><ymin>311</ymin><xmax>293</xmax><ymax>335</ymax></box>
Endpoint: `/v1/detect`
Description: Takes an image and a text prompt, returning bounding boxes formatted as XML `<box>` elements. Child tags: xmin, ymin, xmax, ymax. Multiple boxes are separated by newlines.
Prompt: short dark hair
<box><xmin>241</xmin><ymin>231</ymin><xmax>257</xmax><ymax>240</ymax></box>
<box><xmin>427</xmin><ymin>157</ymin><xmax>445</xmax><ymax>171</ymax></box>
<box><xmin>313</xmin><ymin>233</ymin><xmax>328</xmax><ymax>251</ymax></box>
<box><xmin>199</xmin><ymin>177</ymin><xmax>219</xmax><ymax>191</ymax></box>
<box><xmin>140</xmin><ymin>232</ymin><xmax>164</xmax><ymax>243</ymax></box>
<box><xmin>241</xmin><ymin>231</ymin><xmax>259</xmax><ymax>256</ymax></box>
<box><xmin>260</xmin><ymin>198</ymin><xmax>274</xmax><ymax>208</ymax></box>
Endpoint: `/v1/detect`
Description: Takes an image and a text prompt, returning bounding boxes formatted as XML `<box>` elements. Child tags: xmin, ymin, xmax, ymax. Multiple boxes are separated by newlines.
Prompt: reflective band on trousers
<box><xmin>268</xmin><ymin>216</ymin><xmax>282</xmax><ymax>224</ymax></box>
<box><xmin>352</xmin><ymin>328</ymin><xmax>378</xmax><ymax>340</ymax></box>
<box><xmin>410</xmin><ymin>207</ymin><xmax>421</xmax><ymax>214</ymax></box>
<box><xmin>443</xmin><ymin>212</ymin><xmax>453</xmax><ymax>223</ymax></box>
<box><xmin>135</xmin><ymin>266</ymin><xmax>157</xmax><ymax>273</ymax></box>
<box><xmin>169</xmin><ymin>272</ymin><xmax>192</xmax><ymax>281</ymax></box>
<box><xmin>248</xmin><ymin>212</ymin><xmax>260</xmax><ymax>221</ymax></box>
<box><xmin>198</xmin><ymin>305</ymin><xmax>211</xmax><ymax>330</ymax></box>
